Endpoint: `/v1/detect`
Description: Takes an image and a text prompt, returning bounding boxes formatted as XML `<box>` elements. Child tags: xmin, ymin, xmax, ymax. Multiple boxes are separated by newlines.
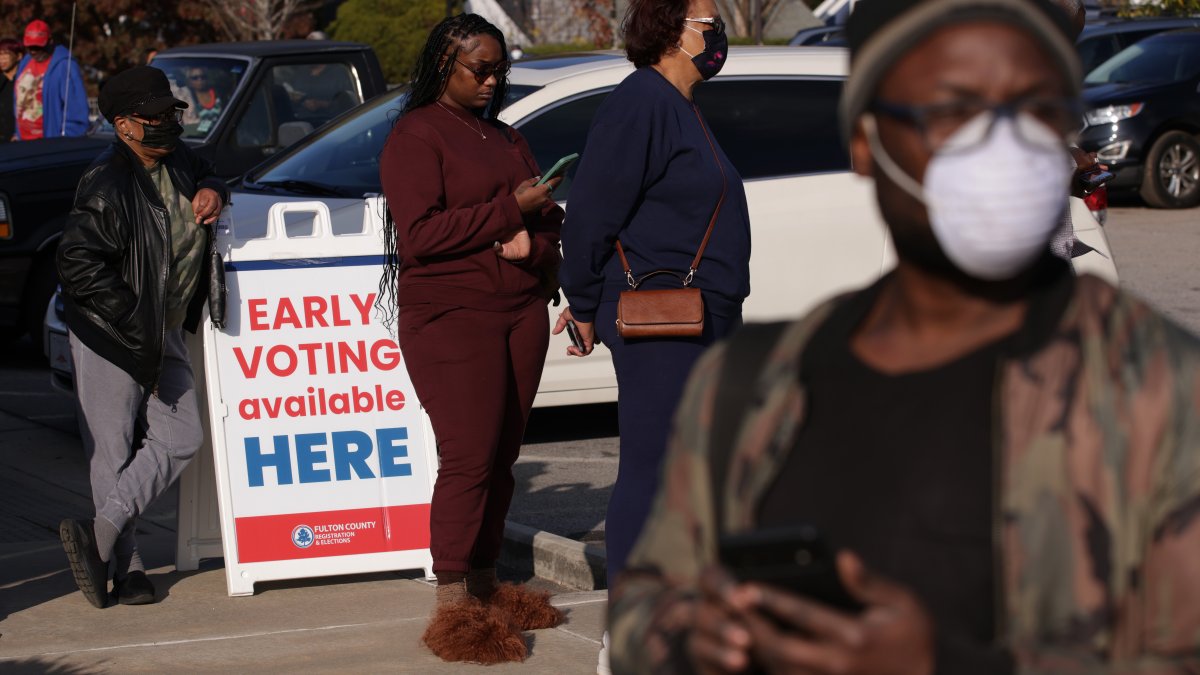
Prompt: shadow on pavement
<box><xmin>0</xmin><ymin>658</ymin><xmax>99</xmax><ymax>675</ymax></box>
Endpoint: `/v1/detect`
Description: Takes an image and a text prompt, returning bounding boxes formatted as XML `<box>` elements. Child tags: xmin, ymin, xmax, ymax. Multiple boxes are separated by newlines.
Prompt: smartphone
<box><xmin>718</xmin><ymin>525</ymin><xmax>863</xmax><ymax>613</ymax></box>
<box><xmin>565</xmin><ymin>319</ymin><xmax>586</xmax><ymax>351</ymax></box>
<box><xmin>536</xmin><ymin>153</ymin><xmax>580</xmax><ymax>186</ymax></box>
<box><xmin>1076</xmin><ymin>167</ymin><xmax>1114</xmax><ymax>195</ymax></box>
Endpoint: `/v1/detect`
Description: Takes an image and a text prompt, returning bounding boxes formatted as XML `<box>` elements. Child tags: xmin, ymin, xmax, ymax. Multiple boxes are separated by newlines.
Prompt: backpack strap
<box><xmin>709</xmin><ymin>321</ymin><xmax>789</xmax><ymax>533</ymax></box>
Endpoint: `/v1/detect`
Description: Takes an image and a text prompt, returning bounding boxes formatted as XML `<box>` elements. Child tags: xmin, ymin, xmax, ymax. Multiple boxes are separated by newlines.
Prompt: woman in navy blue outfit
<box><xmin>555</xmin><ymin>0</ymin><xmax>750</xmax><ymax>605</ymax></box>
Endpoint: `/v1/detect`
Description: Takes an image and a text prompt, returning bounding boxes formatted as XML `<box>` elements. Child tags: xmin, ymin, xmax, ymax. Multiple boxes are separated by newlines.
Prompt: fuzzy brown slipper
<box><xmin>422</xmin><ymin>598</ymin><xmax>527</xmax><ymax>664</ymax></box>
<box><xmin>488</xmin><ymin>583</ymin><xmax>565</xmax><ymax>630</ymax></box>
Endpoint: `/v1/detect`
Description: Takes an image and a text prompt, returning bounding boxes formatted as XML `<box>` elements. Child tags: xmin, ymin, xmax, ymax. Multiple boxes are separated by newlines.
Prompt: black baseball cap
<box><xmin>840</xmin><ymin>0</ymin><xmax>1081</xmax><ymax>139</ymax></box>
<box><xmin>99</xmin><ymin>66</ymin><xmax>188</xmax><ymax>123</ymax></box>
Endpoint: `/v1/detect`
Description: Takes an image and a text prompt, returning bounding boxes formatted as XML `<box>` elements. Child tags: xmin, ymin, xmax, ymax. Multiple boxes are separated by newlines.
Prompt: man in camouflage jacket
<box><xmin>608</xmin><ymin>1</ymin><xmax>1200</xmax><ymax>673</ymax></box>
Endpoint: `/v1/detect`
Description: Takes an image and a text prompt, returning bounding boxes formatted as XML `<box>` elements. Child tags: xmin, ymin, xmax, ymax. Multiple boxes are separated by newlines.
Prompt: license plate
<box><xmin>49</xmin><ymin>331</ymin><xmax>73</xmax><ymax>376</ymax></box>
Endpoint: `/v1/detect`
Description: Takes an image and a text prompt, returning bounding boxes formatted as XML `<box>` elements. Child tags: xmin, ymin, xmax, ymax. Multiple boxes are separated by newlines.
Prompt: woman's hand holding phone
<box><xmin>514</xmin><ymin>176</ymin><xmax>562</xmax><ymax>215</ymax></box>
<box><xmin>552</xmin><ymin>307</ymin><xmax>594</xmax><ymax>356</ymax></box>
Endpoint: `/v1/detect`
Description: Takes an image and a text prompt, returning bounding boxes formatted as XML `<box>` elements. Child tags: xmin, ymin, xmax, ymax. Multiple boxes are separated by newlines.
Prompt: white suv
<box><xmin>47</xmin><ymin>48</ymin><xmax>1119</xmax><ymax>404</ymax></box>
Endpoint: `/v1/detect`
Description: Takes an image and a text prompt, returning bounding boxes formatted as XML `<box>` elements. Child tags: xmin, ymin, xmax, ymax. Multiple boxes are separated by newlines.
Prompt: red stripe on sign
<box><xmin>235</xmin><ymin>504</ymin><xmax>431</xmax><ymax>563</ymax></box>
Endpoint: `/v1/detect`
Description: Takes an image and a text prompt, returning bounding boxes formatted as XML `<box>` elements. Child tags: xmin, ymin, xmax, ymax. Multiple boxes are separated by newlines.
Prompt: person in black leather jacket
<box><xmin>55</xmin><ymin>66</ymin><xmax>227</xmax><ymax>609</ymax></box>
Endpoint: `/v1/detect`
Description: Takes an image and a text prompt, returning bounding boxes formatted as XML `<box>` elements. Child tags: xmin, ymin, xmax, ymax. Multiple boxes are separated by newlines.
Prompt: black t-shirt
<box><xmin>757</xmin><ymin>284</ymin><xmax>1014</xmax><ymax>673</ymax></box>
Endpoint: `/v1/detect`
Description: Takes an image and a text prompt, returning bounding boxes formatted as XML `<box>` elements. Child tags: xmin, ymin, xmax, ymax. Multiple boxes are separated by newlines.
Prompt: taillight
<box><xmin>1084</xmin><ymin>186</ymin><xmax>1108</xmax><ymax>226</ymax></box>
<box><xmin>0</xmin><ymin>193</ymin><xmax>11</xmax><ymax>239</ymax></box>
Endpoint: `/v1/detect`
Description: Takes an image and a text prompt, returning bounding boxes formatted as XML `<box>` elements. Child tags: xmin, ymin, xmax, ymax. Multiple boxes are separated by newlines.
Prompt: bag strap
<box><xmin>709</xmin><ymin>322</ymin><xmax>789</xmax><ymax>533</ymax></box>
<box><xmin>617</xmin><ymin>104</ymin><xmax>728</xmax><ymax>289</ymax></box>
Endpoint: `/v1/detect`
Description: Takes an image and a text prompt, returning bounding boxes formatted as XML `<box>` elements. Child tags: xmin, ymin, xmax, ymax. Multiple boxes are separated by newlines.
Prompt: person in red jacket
<box><xmin>377</xmin><ymin>13</ymin><xmax>564</xmax><ymax>665</ymax></box>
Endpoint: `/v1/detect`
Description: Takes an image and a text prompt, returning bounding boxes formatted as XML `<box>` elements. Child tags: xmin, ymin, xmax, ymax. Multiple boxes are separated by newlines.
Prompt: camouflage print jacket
<box><xmin>609</xmin><ymin>273</ymin><xmax>1200</xmax><ymax>674</ymax></box>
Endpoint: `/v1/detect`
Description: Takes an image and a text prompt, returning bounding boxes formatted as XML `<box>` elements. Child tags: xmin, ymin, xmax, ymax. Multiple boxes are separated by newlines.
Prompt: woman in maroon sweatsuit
<box><xmin>377</xmin><ymin>14</ymin><xmax>564</xmax><ymax>664</ymax></box>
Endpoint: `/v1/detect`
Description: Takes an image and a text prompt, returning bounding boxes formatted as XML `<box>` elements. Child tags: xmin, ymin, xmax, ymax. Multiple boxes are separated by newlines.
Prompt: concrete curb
<box><xmin>501</xmin><ymin>520</ymin><xmax>607</xmax><ymax>591</ymax></box>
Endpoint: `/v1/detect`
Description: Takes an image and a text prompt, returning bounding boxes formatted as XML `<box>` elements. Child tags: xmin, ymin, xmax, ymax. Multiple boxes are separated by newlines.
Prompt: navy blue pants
<box><xmin>594</xmin><ymin>300</ymin><xmax>741</xmax><ymax>589</ymax></box>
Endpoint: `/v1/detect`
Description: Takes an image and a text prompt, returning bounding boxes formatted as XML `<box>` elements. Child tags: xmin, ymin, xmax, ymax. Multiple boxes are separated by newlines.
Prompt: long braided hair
<box><xmin>376</xmin><ymin>14</ymin><xmax>510</xmax><ymax>333</ymax></box>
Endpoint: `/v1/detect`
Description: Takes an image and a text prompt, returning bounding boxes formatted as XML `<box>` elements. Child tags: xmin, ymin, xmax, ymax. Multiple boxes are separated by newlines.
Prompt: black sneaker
<box><xmin>114</xmin><ymin>570</ymin><xmax>156</xmax><ymax>605</ymax></box>
<box><xmin>59</xmin><ymin>519</ymin><xmax>108</xmax><ymax>609</ymax></box>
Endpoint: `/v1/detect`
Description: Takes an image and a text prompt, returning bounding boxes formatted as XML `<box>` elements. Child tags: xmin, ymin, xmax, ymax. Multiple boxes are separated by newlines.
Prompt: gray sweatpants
<box><xmin>70</xmin><ymin>328</ymin><xmax>203</xmax><ymax>569</ymax></box>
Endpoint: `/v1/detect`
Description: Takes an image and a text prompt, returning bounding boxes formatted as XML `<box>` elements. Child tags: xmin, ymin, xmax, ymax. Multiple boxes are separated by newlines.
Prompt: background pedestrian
<box><xmin>554</xmin><ymin>0</ymin><xmax>750</xmax><ymax>668</ymax></box>
<box><xmin>377</xmin><ymin>13</ymin><xmax>565</xmax><ymax>664</ymax></box>
<box><xmin>13</xmin><ymin>19</ymin><xmax>89</xmax><ymax>139</ymax></box>
<box><xmin>0</xmin><ymin>37</ymin><xmax>21</xmax><ymax>142</ymax></box>
<box><xmin>56</xmin><ymin>65</ymin><xmax>227</xmax><ymax>609</ymax></box>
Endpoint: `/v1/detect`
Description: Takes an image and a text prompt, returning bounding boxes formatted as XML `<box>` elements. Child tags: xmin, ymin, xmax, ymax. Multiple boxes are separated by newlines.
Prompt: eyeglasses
<box><xmin>870</xmin><ymin>97</ymin><xmax>1083</xmax><ymax>153</ymax></box>
<box><xmin>455</xmin><ymin>58</ymin><xmax>510</xmax><ymax>84</ymax></box>
<box><xmin>133</xmin><ymin>110</ymin><xmax>184</xmax><ymax>125</ymax></box>
<box><xmin>685</xmin><ymin>16</ymin><xmax>726</xmax><ymax>35</ymax></box>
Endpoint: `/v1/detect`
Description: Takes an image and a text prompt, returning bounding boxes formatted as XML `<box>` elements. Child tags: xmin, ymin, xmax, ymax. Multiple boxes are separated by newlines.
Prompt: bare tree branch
<box><xmin>715</xmin><ymin>0</ymin><xmax>782</xmax><ymax>39</ymax></box>
<box><xmin>202</xmin><ymin>0</ymin><xmax>319</xmax><ymax>41</ymax></box>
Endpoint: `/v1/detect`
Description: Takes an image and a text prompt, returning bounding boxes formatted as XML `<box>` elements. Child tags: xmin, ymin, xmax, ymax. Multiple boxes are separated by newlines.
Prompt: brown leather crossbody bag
<box><xmin>615</xmin><ymin>105</ymin><xmax>727</xmax><ymax>339</ymax></box>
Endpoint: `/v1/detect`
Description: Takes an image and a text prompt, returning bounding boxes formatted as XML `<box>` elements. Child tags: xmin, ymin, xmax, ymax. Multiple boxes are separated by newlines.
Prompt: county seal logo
<box><xmin>291</xmin><ymin>524</ymin><xmax>315</xmax><ymax>549</ymax></box>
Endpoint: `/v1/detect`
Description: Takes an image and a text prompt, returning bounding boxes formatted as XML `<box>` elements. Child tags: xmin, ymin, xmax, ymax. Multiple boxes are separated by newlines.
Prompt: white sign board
<box><xmin>204</xmin><ymin>199</ymin><xmax>436</xmax><ymax>596</ymax></box>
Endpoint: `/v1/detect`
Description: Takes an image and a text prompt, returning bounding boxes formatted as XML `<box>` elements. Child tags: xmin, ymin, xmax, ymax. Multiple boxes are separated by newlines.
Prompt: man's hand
<box><xmin>742</xmin><ymin>552</ymin><xmax>935</xmax><ymax>675</ymax></box>
<box><xmin>552</xmin><ymin>307</ymin><xmax>595</xmax><ymax>356</ymax></box>
<box><xmin>513</xmin><ymin>176</ymin><xmax>563</xmax><ymax>215</ymax></box>
<box><xmin>687</xmin><ymin>566</ymin><xmax>756</xmax><ymax>674</ymax></box>
<box><xmin>495</xmin><ymin>228</ymin><xmax>531</xmax><ymax>262</ymax></box>
<box><xmin>192</xmin><ymin>188</ymin><xmax>223</xmax><ymax>225</ymax></box>
<box><xmin>1069</xmin><ymin>146</ymin><xmax>1108</xmax><ymax>199</ymax></box>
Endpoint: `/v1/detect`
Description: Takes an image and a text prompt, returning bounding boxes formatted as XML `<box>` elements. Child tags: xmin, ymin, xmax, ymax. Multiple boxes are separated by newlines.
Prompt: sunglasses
<box><xmin>685</xmin><ymin>16</ymin><xmax>726</xmax><ymax>35</ymax></box>
<box><xmin>455</xmin><ymin>58</ymin><xmax>510</xmax><ymax>84</ymax></box>
<box><xmin>133</xmin><ymin>109</ymin><xmax>184</xmax><ymax>125</ymax></box>
<box><xmin>188</xmin><ymin>74</ymin><xmax>207</xmax><ymax>81</ymax></box>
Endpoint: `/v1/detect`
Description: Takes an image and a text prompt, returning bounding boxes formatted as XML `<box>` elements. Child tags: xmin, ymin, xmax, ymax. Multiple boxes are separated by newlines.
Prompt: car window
<box><xmin>696</xmin><ymin>78</ymin><xmax>849</xmax><ymax>179</ymax></box>
<box><xmin>234</xmin><ymin>62</ymin><xmax>364</xmax><ymax>154</ymax></box>
<box><xmin>151</xmin><ymin>57</ymin><xmax>248</xmax><ymax>139</ymax></box>
<box><xmin>514</xmin><ymin>92</ymin><xmax>608</xmax><ymax>201</ymax></box>
<box><xmin>1077</xmin><ymin>35</ymin><xmax>1121</xmax><ymax>76</ymax></box>
<box><xmin>1086</xmin><ymin>35</ymin><xmax>1200</xmax><ymax>85</ymax></box>
<box><xmin>249</xmin><ymin>88</ymin><xmax>407</xmax><ymax>196</ymax></box>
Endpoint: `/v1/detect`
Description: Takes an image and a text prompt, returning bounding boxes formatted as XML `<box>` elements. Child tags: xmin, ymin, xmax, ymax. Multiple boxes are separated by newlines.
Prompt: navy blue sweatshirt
<box><xmin>560</xmin><ymin>67</ymin><xmax>751</xmax><ymax>323</ymax></box>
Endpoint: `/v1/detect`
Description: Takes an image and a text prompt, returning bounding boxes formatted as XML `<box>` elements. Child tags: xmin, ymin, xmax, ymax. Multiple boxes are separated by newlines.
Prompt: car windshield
<box><xmin>149</xmin><ymin>56</ymin><xmax>250</xmax><ymax>139</ymax></box>
<box><xmin>247</xmin><ymin>84</ymin><xmax>541</xmax><ymax>197</ymax></box>
<box><xmin>1085</xmin><ymin>34</ymin><xmax>1200</xmax><ymax>85</ymax></box>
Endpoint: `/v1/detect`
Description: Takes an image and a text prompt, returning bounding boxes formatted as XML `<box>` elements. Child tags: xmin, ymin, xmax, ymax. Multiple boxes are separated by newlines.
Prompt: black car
<box><xmin>1078</xmin><ymin>16</ymin><xmax>1200</xmax><ymax>75</ymax></box>
<box><xmin>0</xmin><ymin>41</ymin><xmax>387</xmax><ymax>342</ymax></box>
<box><xmin>1079</xmin><ymin>29</ymin><xmax>1200</xmax><ymax>209</ymax></box>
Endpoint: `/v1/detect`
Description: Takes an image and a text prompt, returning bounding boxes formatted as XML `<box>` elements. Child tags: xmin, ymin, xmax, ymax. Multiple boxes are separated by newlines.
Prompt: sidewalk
<box><xmin>0</xmin><ymin>408</ymin><xmax>606</xmax><ymax>673</ymax></box>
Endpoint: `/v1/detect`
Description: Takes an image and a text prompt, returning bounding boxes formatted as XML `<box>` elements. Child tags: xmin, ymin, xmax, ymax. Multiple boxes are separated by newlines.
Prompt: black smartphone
<box><xmin>1076</xmin><ymin>167</ymin><xmax>1114</xmax><ymax>195</ymax></box>
<box><xmin>565</xmin><ymin>319</ymin><xmax>586</xmax><ymax>351</ymax></box>
<box><xmin>718</xmin><ymin>525</ymin><xmax>863</xmax><ymax>613</ymax></box>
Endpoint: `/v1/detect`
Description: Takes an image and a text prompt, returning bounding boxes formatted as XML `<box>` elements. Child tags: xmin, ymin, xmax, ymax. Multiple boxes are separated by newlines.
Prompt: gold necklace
<box><xmin>435</xmin><ymin>101</ymin><xmax>486</xmax><ymax>140</ymax></box>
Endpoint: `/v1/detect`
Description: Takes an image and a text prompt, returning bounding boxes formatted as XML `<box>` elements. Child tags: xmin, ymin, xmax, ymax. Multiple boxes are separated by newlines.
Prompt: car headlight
<box><xmin>0</xmin><ymin>193</ymin><xmax>10</xmax><ymax>240</ymax></box>
<box><xmin>1084</xmin><ymin>103</ymin><xmax>1144</xmax><ymax>127</ymax></box>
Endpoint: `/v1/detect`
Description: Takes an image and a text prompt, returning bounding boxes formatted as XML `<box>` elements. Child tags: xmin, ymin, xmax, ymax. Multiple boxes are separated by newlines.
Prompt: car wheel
<box><xmin>1139</xmin><ymin>130</ymin><xmax>1200</xmax><ymax>209</ymax></box>
<box><xmin>23</xmin><ymin>257</ymin><xmax>58</xmax><ymax>348</ymax></box>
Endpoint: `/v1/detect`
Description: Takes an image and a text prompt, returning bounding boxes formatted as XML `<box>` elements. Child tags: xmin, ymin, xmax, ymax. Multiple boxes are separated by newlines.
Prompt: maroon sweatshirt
<box><xmin>379</xmin><ymin>104</ymin><xmax>563</xmax><ymax>311</ymax></box>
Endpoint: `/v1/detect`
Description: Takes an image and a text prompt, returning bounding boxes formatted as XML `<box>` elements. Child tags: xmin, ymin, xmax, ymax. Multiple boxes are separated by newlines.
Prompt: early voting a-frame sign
<box><xmin>203</xmin><ymin>198</ymin><xmax>436</xmax><ymax>596</ymax></box>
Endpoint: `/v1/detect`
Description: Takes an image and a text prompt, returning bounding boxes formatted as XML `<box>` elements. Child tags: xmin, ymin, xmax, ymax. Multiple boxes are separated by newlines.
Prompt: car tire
<box><xmin>23</xmin><ymin>257</ymin><xmax>57</xmax><ymax>349</ymax></box>
<box><xmin>1139</xmin><ymin>130</ymin><xmax>1200</xmax><ymax>209</ymax></box>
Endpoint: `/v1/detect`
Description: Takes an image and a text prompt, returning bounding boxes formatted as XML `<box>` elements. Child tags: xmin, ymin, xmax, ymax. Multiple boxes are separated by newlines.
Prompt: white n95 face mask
<box><xmin>864</xmin><ymin>111</ymin><xmax>1073</xmax><ymax>281</ymax></box>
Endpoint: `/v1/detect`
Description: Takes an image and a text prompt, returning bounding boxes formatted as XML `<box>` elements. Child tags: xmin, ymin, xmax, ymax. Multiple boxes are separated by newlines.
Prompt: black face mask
<box><xmin>129</xmin><ymin>118</ymin><xmax>183</xmax><ymax>150</ymax></box>
<box><xmin>681</xmin><ymin>26</ymin><xmax>728</xmax><ymax>81</ymax></box>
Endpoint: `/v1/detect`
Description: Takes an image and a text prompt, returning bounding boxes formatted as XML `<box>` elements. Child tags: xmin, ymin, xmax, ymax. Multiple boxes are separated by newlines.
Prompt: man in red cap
<box><xmin>13</xmin><ymin>19</ymin><xmax>88</xmax><ymax>139</ymax></box>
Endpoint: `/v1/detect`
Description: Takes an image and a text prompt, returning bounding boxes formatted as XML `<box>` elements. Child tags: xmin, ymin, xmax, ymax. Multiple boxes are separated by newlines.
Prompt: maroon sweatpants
<box><xmin>398</xmin><ymin>300</ymin><xmax>549</xmax><ymax>574</ymax></box>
